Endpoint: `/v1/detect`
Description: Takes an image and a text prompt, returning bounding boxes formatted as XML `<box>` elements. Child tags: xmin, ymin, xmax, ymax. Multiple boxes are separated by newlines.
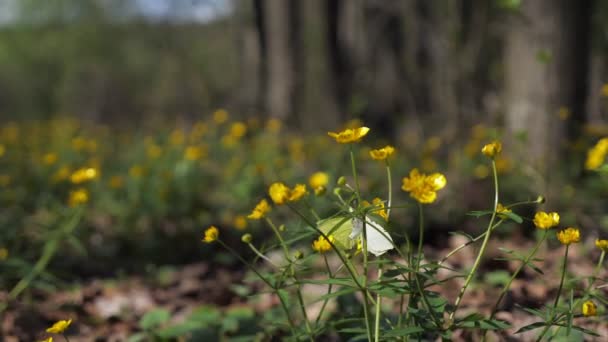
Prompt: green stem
<box><xmin>374</xmin><ymin>266</ymin><xmax>383</xmax><ymax>342</ymax></box>
<box><xmin>535</xmin><ymin>245</ymin><xmax>570</xmax><ymax>342</ymax></box>
<box><xmin>491</xmin><ymin>230</ymin><xmax>548</xmax><ymax>318</ymax></box>
<box><xmin>350</xmin><ymin>147</ymin><xmax>362</xmax><ymax>204</ymax></box>
<box><xmin>315</xmin><ymin>255</ymin><xmax>334</xmax><ymax>325</ymax></box>
<box><xmin>415</xmin><ymin>203</ymin><xmax>424</xmax><ymax>272</ymax></box>
<box><xmin>449</xmin><ymin>159</ymin><xmax>499</xmax><ymax>324</ymax></box>
<box><xmin>439</xmin><ymin>219</ymin><xmax>504</xmax><ymax>265</ymax></box>
<box><xmin>386</xmin><ymin>163</ymin><xmax>393</xmax><ymax>219</ymax></box>
<box><xmin>362</xmin><ymin>219</ymin><xmax>373</xmax><ymax>342</ymax></box>
<box><xmin>265</xmin><ymin>217</ymin><xmax>291</xmax><ymax>261</ymax></box>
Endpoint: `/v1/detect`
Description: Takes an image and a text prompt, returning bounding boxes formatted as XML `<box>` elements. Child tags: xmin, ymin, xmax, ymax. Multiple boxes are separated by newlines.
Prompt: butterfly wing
<box><xmin>317</xmin><ymin>216</ymin><xmax>355</xmax><ymax>250</ymax></box>
<box><xmin>364</xmin><ymin>217</ymin><xmax>394</xmax><ymax>256</ymax></box>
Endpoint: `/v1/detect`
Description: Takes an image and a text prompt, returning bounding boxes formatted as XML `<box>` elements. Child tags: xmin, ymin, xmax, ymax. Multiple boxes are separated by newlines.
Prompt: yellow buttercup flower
<box><xmin>556</xmin><ymin>227</ymin><xmax>581</xmax><ymax>245</ymax></box>
<box><xmin>68</xmin><ymin>188</ymin><xmax>89</xmax><ymax>207</ymax></box>
<box><xmin>496</xmin><ymin>203</ymin><xmax>512</xmax><ymax>219</ymax></box>
<box><xmin>595</xmin><ymin>239</ymin><xmax>608</xmax><ymax>252</ymax></box>
<box><xmin>213</xmin><ymin>109</ymin><xmax>229</xmax><ymax>124</ymax></box>
<box><xmin>266</xmin><ymin>118</ymin><xmax>282</xmax><ymax>133</ymax></box>
<box><xmin>46</xmin><ymin>319</ymin><xmax>72</xmax><ymax>333</ymax></box>
<box><xmin>369</xmin><ymin>145</ymin><xmax>395</xmax><ymax>161</ymax></box>
<box><xmin>230</xmin><ymin>122</ymin><xmax>247</xmax><ymax>139</ymax></box>
<box><xmin>43</xmin><ymin>153</ymin><xmax>58</xmax><ymax>165</ymax></box>
<box><xmin>372</xmin><ymin>198</ymin><xmax>388</xmax><ymax>221</ymax></box>
<box><xmin>582</xmin><ymin>300</ymin><xmax>597</xmax><ymax>317</ymax></box>
<box><xmin>202</xmin><ymin>226</ymin><xmax>219</xmax><ymax>243</ymax></box>
<box><xmin>312</xmin><ymin>235</ymin><xmax>335</xmax><ymax>253</ymax></box>
<box><xmin>288</xmin><ymin>184</ymin><xmax>307</xmax><ymax>202</ymax></box>
<box><xmin>233</xmin><ymin>215</ymin><xmax>248</xmax><ymax>230</ymax></box>
<box><xmin>327</xmin><ymin>126</ymin><xmax>370</xmax><ymax>144</ymax></box>
<box><xmin>481</xmin><ymin>140</ymin><xmax>502</xmax><ymax>158</ymax></box>
<box><xmin>585</xmin><ymin>137</ymin><xmax>608</xmax><ymax>170</ymax></box>
<box><xmin>146</xmin><ymin>144</ymin><xmax>162</xmax><ymax>159</ymax></box>
<box><xmin>70</xmin><ymin>167</ymin><xmax>98</xmax><ymax>184</ymax></box>
<box><xmin>533</xmin><ymin>211</ymin><xmax>560</xmax><ymax>229</ymax></box>
<box><xmin>268</xmin><ymin>182</ymin><xmax>307</xmax><ymax>205</ymax></box>
<box><xmin>247</xmin><ymin>199</ymin><xmax>271</xmax><ymax>220</ymax></box>
<box><xmin>309</xmin><ymin>171</ymin><xmax>329</xmax><ymax>189</ymax></box>
<box><xmin>401</xmin><ymin>168</ymin><xmax>447</xmax><ymax>204</ymax></box>
<box><xmin>184</xmin><ymin>145</ymin><xmax>207</xmax><ymax>161</ymax></box>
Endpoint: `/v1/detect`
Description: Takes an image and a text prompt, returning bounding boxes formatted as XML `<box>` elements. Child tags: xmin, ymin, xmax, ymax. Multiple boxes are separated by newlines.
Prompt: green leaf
<box><xmin>301</xmin><ymin>277</ymin><xmax>359</xmax><ymax>288</ymax></box>
<box><xmin>382</xmin><ymin>326</ymin><xmax>425</xmax><ymax>337</ymax></box>
<box><xmin>504</xmin><ymin>211</ymin><xmax>523</xmax><ymax>223</ymax></box>
<box><xmin>317</xmin><ymin>216</ymin><xmax>354</xmax><ymax>250</ymax></box>
<box><xmin>187</xmin><ymin>305</ymin><xmax>221</xmax><ymax>325</ymax></box>
<box><xmin>514</xmin><ymin>321</ymin><xmax>546</xmax><ymax>334</ymax></box>
<box><xmin>484</xmin><ymin>270</ymin><xmax>511</xmax><ymax>286</ymax></box>
<box><xmin>455</xmin><ymin>314</ymin><xmax>511</xmax><ymax>330</ymax></box>
<box><xmin>157</xmin><ymin>321</ymin><xmax>203</xmax><ymax>338</ymax></box>
<box><xmin>140</xmin><ymin>309</ymin><xmax>171</xmax><ymax>330</ymax></box>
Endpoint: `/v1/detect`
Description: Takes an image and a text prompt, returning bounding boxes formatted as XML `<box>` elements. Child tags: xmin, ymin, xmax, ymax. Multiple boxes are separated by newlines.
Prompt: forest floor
<box><xmin>3</xmin><ymin>232</ymin><xmax>607</xmax><ymax>341</ymax></box>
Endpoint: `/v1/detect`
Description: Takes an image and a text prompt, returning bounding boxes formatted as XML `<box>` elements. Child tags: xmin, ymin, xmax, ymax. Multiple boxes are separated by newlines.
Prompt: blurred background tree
<box><xmin>1</xmin><ymin>0</ymin><xmax>608</xmax><ymax>170</ymax></box>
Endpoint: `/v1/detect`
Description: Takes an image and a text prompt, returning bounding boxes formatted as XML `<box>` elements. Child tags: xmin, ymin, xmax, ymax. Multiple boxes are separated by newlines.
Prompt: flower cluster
<box><xmin>312</xmin><ymin>235</ymin><xmax>334</xmax><ymax>253</ymax></box>
<box><xmin>556</xmin><ymin>227</ymin><xmax>580</xmax><ymax>245</ymax></box>
<box><xmin>401</xmin><ymin>168</ymin><xmax>447</xmax><ymax>204</ymax></box>
<box><xmin>585</xmin><ymin>137</ymin><xmax>608</xmax><ymax>170</ymax></box>
<box><xmin>268</xmin><ymin>182</ymin><xmax>307</xmax><ymax>205</ymax></box>
<box><xmin>533</xmin><ymin>211</ymin><xmax>560</xmax><ymax>229</ymax></box>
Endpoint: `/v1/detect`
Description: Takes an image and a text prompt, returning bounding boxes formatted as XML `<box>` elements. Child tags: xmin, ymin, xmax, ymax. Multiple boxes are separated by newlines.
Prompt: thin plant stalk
<box><xmin>315</xmin><ymin>255</ymin><xmax>335</xmax><ymax>326</ymax></box>
<box><xmin>449</xmin><ymin>159</ymin><xmax>499</xmax><ymax>324</ymax></box>
<box><xmin>374</xmin><ymin>265</ymin><xmax>383</xmax><ymax>342</ymax></box>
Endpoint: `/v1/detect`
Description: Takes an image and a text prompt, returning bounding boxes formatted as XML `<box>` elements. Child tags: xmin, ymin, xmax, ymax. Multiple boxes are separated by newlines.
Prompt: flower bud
<box><xmin>294</xmin><ymin>250</ymin><xmax>303</xmax><ymax>260</ymax></box>
<box><xmin>279</xmin><ymin>224</ymin><xmax>286</xmax><ymax>232</ymax></box>
<box><xmin>337</xmin><ymin>176</ymin><xmax>347</xmax><ymax>186</ymax></box>
<box><xmin>241</xmin><ymin>233</ymin><xmax>252</xmax><ymax>243</ymax></box>
<box><xmin>535</xmin><ymin>195</ymin><xmax>545</xmax><ymax>204</ymax></box>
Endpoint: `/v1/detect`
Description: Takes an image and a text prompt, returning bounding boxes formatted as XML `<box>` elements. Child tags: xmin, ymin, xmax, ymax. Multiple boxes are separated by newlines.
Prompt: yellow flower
<box><xmin>269</xmin><ymin>182</ymin><xmax>290</xmax><ymax>205</ymax></box>
<box><xmin>213</xmin><ymin>109</ymin><xmax>229</xmax><ymax>124</ymax></box>
<box><xmin>109</xmin><ymin>175</ymin><xmax>124</xmax><ymax>189</ymax></box>
<box><xmin>266</xmin><ymin>118</ymin><xmax>282</xmax><ymax>133</ymax></box>
<box><xmin>0</xmin><ymin>144</ymin><xmax>4</xmax><ymax>157</ymax></box>
<box><xmin>288</xmin><ymin>184</ymin><xmax>307</xmax><ymax>202</ymax></box>
<box><xmin>248</xmin><ymin>199</ymin><xmax>271</xmax><ymax>220</ymax></box>
<box><xmin>496</xmin><ymin>203</ymin><xmax>512</xmax><ymax>219</ymax></box>
<box><xmin>369</xmin><ymin>145</ymin><xmax>395</xmax><ymax>161</ymax></box>
<box><xmin>68</xmin><ymin>188</ymin><xmax>89</xmax><ymax>207</ymax></box>
<box><xmin>327</xmin><ymin>126</ymin><xmax>370</xmax><ymax>144</ymax></box>
<box><xmin>43</xmin><ymin>153</ymin><xmax>58</xmax><ymax>165</ymax></box>
<box><xmin>533</xmin><ymin>211</ymin><xmax>560</xmax><ymax>229</ymax></box>
<box><xmin>582</xmin><ymin>300</ymin><xmax>597</xmax><ymax>317</ymax></box>
<box><xmin>312</xmin><ymin>235</ymin><xmax>335</xmax><ymax>253</ymax></box>
<box><xmin>52</xmin><ymin>166</ymin><xmax>71</xmax><ymax>183</ymax></box>
<box><xmin>401</xmin><ymin>168</ymin><xmax>447</xmax><ymax>204</ymax></box>
<box><xmin>0</xmin><ymin>247</ymin><xmax>8</xmax><ymax>261</ymax></box>
<box><xmin>40</xmin><ymin>337</ymin><xmax>53</xmax><ymax>342</ymax></box>
<box><xmin>184</xmin><ymin>145</ymin><xmax>206</xmax><ymax>161</ymax></box>
<box><xmin>481</xmin><ymin>140</ymin><xmax>502</xmax><ymax>158</ymax></box>
<box><xmin>585</xmin><ymin>138</ymin><xmax>608</xmax><ymax>170</ymax></box>
<box><xmin>70</xmin><ymin>167</ymin><xmax>98</xmax><ymax>184</ymax></box>
<box><xmin>129</xmin><ymin>165</ymin><xmax>144</xmax><ymax>178</ymax></box>
<box><xmin>202</xmin><ymin>226</ymin><xmax>219</xmax><ymax>243</ymax></box>
<box><xmin>372</xmin><ymin>198</ymin><xmax>388</xmax><ymax>221</ymax></box>
<box><xmin>309</xmin><ymin>171</ymin><xmax>329</xmax><ymax>189</ymax></box>
<box><xmin>233</xmin><ymin>215</ymin><xmax>248</xmax><ymax>230</ymax></box>
<box><xmin>170</xmin><ymin>129</ymin><xmax>185</xmax><ymax>146</ymax></box>
<box><xmin>268</xmin><ymin>182</ymin><xmax>307</xmax><ymax>204</ymax></box>
<box><xmin>595</xmin><ymin>239</ymin><xmax>608</xmax><ymax>252</ymax></box>
<box><xmin>46</xmin><ymin>319</ymin><xmax>72</xmax><ymax>333</ymax></box>
<box><xmin>556</xmin><ymin>227</ymin><xmax>581</xmax><ymax>245</ymax></box>
<box><xmin>602</xmin><ymin>84</ymin><xmax>608</xmax><ymax>97</ymax></box>
<box><xmin>146</xmin><ymin>144</ymin><xmax>162</xmax><ymax>159</ymax></box>
<box><xmin>230</xmin><ymin>122</ymin><xmax>247</xmax><ymax>139</ymax></box>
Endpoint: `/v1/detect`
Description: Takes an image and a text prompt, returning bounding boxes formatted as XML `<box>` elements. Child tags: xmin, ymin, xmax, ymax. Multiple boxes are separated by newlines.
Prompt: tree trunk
<box><xmin>504</xmin><ymin>0</ymin><xmax>591</xmax><ymax>179</ymax></box>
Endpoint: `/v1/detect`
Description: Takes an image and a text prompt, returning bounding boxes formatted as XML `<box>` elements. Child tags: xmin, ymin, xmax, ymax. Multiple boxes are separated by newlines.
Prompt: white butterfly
<box><xmin>349</xmin><ymin>214</ymin><xmax>394</xmax><ymax>257</ymax></box>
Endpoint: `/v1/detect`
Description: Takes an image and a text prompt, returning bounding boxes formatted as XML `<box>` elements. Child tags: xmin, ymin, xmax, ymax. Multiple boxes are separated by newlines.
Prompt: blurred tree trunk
<box><xmin>236</xmin><ymin>0</ymin><xmax>265</xmax><ymax>114</ymax></box>
<box><xmin>262</xmin><ymin>0</ymin><xmax>302</xmax><ymax>121</ymax></box>
<box><xmin>504</xmin><ymin>0</ymin><xmax>591</xmax><ymax>179</ymax></box>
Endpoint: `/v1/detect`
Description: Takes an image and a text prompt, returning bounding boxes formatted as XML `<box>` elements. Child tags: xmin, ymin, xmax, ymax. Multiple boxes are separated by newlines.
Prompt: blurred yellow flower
<box><xmin>0</xmin><ymin>174</ymin><xmax>10</xmax><ymax>187</ymax></box>
<box><xmin>328</xmin><ymin>126</ymin><xmax>370</xmax><ymax>144</ymax></box>
<box><xmin>146</xmin><ymin>144</ymin><xmax>162</xmax><ymax>159</ymax></box>
<box><xmin>43</xmin><ymin>153</ymin><xmax>58</xmax><ymax>165</ymax></box>
<box><xmin>190</xmin><ymin>121</ymin><xmax>208</xmax><ymax>140</ymax></box>
<box><xmin>46</xmin><ymin>319</ymin><xmax>72</xmax><ymax>333</ymax></box>
<box><xmin>585</xmin><ymin>137</ymin><xmax>608</xmax><ymax>170</ymax></box>
<box><xmin>309</xmin><ymin>171</ymin><xmax>329</xmax><ymax>189</ymax></box>
<box><xmin>473</xmin><ymin>164</ymin><xmax>490</xmax><ymax>179</ymax></box>
<box><xmin>68</xmin><ymin>188</ymin><xmax>89</xmax><ymax>207</ymax></box>
<box><xmin>269</xmin><ymin>182</ymin><xmax>308</xmax><ymax>205</ymax></box>
<box><xmin>0</xmin><ymin>144</ymin><xmax>4</xmax><ymax>157</ymax></box>
<box><xmin>401</xmin><ymin>168</ymin><xmax>447</xmax><ymax>204</ymax></box>
<box><xmin>424</xmin><ymin>136</ymin><xmax>442</xmax><ymax>153</ymax></box>
<box><xmin>202</xmin><ymin>226</ymin><xmax>219</xmax><ymax>243</ymax></box>
<box><xmin>557</xmin><ymin>227</ymin><xmax>580</xmax><ymax>245</ymax></box>
<box><xmin>71</xmin><ymin>137</ymin><xmax>87</xmax><ymax>151</ymax></box>
<box><xmin>557</xmin><ymin>107</ymin><xmax>570</xmax><ymax>121</ymax></box>
<box><xmin>533</xmin><ymin>211</ymin><xmax>560</xmax><ymax>229</ymax></box>
<box><xmin>129</xmin><ymin>165</ymin><xmax>144</xmax><ymax>178</ymax></box>
<box><xmin>266</xmin><ymin>118</ymin><xmax>282</xmax><ymax>133</ymax></box>
<box><xmin>582</xmin><ymin>300</ymin><xmax>597</xmax><ymax>317</ymax></box>
<box><xmin>481</xmin><ymin>140</ymin><xmax>502</xmax><ymax>158</ymax></box>
<box><xmin>595</xmin><ymin>239</ymin><xmax>608</xmax><ymax>252</ymax></box>
<box><xmin>230</xmin><ymin>122</ymin><xmax>247</xmax><ymax>139</ymax></box>
<box><xmin>213</xmin><ymin>109</ymin><xmax>229</xmax><ymax>124</ymax></box>
<box><xmin>496</xmin><ymin>203</ymin><xmax>512</xmax><ymax>219</ymax></box>
<box><xmin>602</xmin><ymin>84</ymin><xmax>608</xmax><ymax>97</ymax></box>
<box><xmin>248</xmin><ymin>199</ymin><xmax>271</xmax><ymax>220</ymax></box>
<box><xmin>52</xmin><ymin>166</ymin><xmax>71</xmax><ymax>183</ymax></box>
<box><xmin>184</xmin><ymin>145</ymin><xmax>207</xmax><ymax>161</ymax></box>
<box><xmin>70</xmin><ymin>167</ymin><xmax>98</xmax><ymax>184</ymax></box>
<box><xmin>369</xmin><ymin>145</ymin><xmax>395</xmax><ymax>161</ymax></box>
<box><xmin>312</xmin><ymin>235</ymin><xmax>334</xmax><ymax>253</ymax></box>
<box><xmin>40</xmin><ymin>337</ymin><xmax>53</xmax><ymax>342</ymax></box>
<box><xmin>0</xmin><ymin>247</ymin><xmax>8</xmax><ymax>261</ymax></box>
<box><xmin>170</xmin><ymin>129</ymin><xmax>185</xmax><ymax>146</ymax></box>
<box><xmin>233</xmin><ymin>215</ymin><xmax>248</xmax><ymax>230</ymax></box>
